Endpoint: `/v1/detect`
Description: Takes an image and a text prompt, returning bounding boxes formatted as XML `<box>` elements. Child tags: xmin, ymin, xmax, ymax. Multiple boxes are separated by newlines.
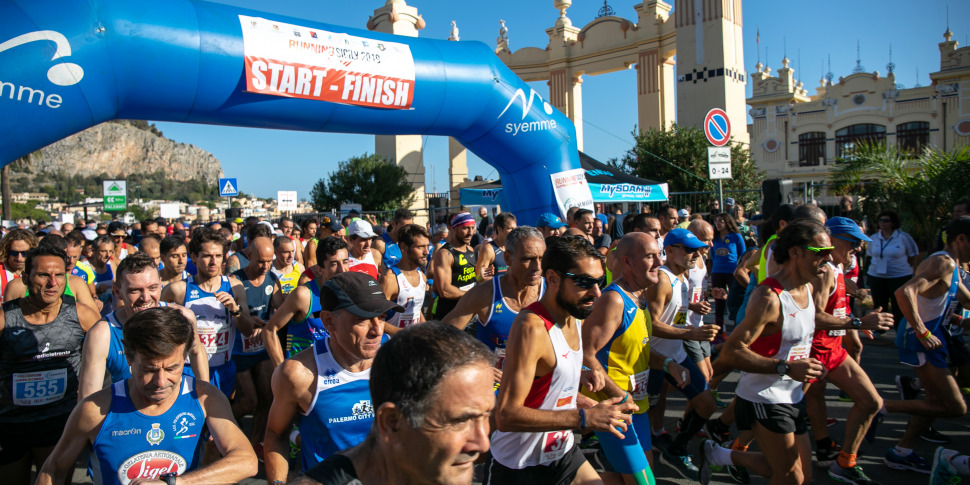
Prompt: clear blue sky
<box><xmin>152</xmin><ymin>0</ymin><xmax>968</xmax><ymax>200</ymax></box>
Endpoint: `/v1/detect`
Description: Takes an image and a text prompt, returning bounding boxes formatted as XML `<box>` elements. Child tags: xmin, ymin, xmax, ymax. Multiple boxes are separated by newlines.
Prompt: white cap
<box><xmin>348</xmin><ymin>219</ymin><xmax>377</xmax><ymax>239</ymax></box>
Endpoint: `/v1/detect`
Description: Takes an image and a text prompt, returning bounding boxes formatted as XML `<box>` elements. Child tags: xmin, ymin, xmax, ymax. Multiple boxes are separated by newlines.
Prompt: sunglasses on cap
<box><xmin>669</xmin><ymin>244</ymin><xmax>700</xmax><ymax>254</ymax></box>
<box><xmin>833</xmin><ymin>235</ymin><xmax>863</xmax><ymax>249</ymax></box>
<box><xmin>558</xmin><ymin>271</ymin><xmax>606</xmax><ymax>290</ymax></box>
<box><xmin>800</xmin><ymin>245</ymin><xmax>834</xmax><ymax>257</ymax></box>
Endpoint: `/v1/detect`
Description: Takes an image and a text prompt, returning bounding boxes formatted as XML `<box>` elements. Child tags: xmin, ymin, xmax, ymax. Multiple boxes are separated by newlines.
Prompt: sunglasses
<box><xmin>800</xmin><ymin>245</ymin><xmax>834</xmax><ymax>257</ymax></box>
<box><xmin>8</xmin><ymin>250</ymin><xmax>28</xmax><ymax>258</ymax></box>
<box><xmin>833</xmin><ymin>235</ymin><xmax>863</xmax><ymax>249</ymax></box>
<box><xmin>559</xmin><ymin>271</ymin><xmax>606</xmax><ymax>290</ymax></box>
<box><xmin>670</xmin><ymin>244</ymin><xmax>700</xmax><ymax>254</ymax></box>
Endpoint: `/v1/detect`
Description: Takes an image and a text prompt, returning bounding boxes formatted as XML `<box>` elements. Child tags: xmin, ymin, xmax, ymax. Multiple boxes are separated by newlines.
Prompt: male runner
<box><xmin>379</xmin><ymin>208</ymin><xmax>413</xmax><ymax>271</ymax></box>
<box><xmin>160</xmin><ymin>235</ymin><xmax>190</xmax><ymax>287</ymax></box>
<box><xmin>272</xmin><ymin>235</ymin><xmax>305</xmax><ymax>296</ymax></box>
<box><xmin>35</xmin><ymin>307</ymin><xmax>257</xmax><ymax>485</ymax></box>
<box><xmin>536</xmin><ymin>212</ymin><xmax>567</xmax><ymax>239</ymax></box>
<box><xmin>430</xmin><ymin>212</ymin><xmax>478</xmax><ymax>320</ymax></box>
<box><xmin>279</xmin><ymin>217</ymin><xmax>304</xmax><ymax>266</ymax></box>
<box><xmin>0</xmin><ymin>229</ymin><xmax>36</xmax><ymax>302</ymax></box>
<box><xmin>3</xmin><ymin>235</ymin><xmax>102</xmax><ymax>316</ymax></box>
<box><xmin>566</xmin><ymin>208</ymin><xmax>596</xmax><ymax>244</ymax></box>
<box><xmin>380</xmin><ymin>224</ymin><xmax>429</xmax><ymax>335</ymax></box>
<box><xmin>800</xmin><ymin>217</ymin><xmax>893</xmax><ymax>483</ymax></box>
<box><xmin>346</xmin><ymin>219</ymin><xmax>383</xmax><ymax>280</ymax></box>
<box><xmin>265</xmin><ymin>272</ymin><xmax>400</xmax><ymax>481</ymax></box>
<box><xmin>161</xmin><ymin>228</ymin><xmax>256</xmax><ymax>399</ymax></box>
<box><xmin>295</xmin><ymin>322</ymin><xmax>494</xmax><ymax>485</ymax></box>
<box><xmin>79</xmin><ymin>252</ymin><xmax>209</xmax><ymax>399</ymax></box>
<box><xmin>0</xmin><ymin>245</ymin><xmax>100</xmax><ymax>485</ymax></box>
<box><xmin>659</xmin><ymin>205</ymin><xmax>679</xmax><ymax>242</ymax></box>
<box><xmin>443</xmin><ymin>226</ymin><xmax>545</xmax><ymax>377</ymax></box>
<box><xmin>265</xmin><ymin>236</ymin><xmax>350</xmax><ymax>366</ymax></box>
<box><xmin>226</xmin><ymin>223</ymin><xmax>274</xmax><ymax>275</ymax></box>
<box><xmin>644</xmin><ymin>228</ymin><xmax>720</xmax><ymax>475</ymax></box>
<box><xmin>880</xmin><ymin>216</ymin><xmax>970</xmax><ymax>472</ymax></box>
<box><xmin>231</xmin><ymin>237</ymin><xmax>278</xmax><ymax>451</ymax></box>
<box><xmin>476</xmin><ymin>212</ymin><xmax>517</xmax><ymax>281</ymax></box>
<box><xmin>581</xmin><ymin>232</ymin><xmax>688</xmax><ymax>483</ymax></box>
<box><xmin>303</xmin><ymin>216</ymin><xmax>341</xmax><ymax>268</ymax></box>
<box><xmin>138</xmin><ymin>233</ymin><xmax>162</xmax><ymax>268</ymax></box>
<box><xmin>699</xmin><ymin>219</ymin><xmax>829</xmax><ymax>485</ymax></box>
<box><xmin>486</xmin><ymin>235</ymin><xmax>637</xmax><ymax>483</ymax></box>
<box><xmin>65</xmin><ymin>233</ymin><xmax>97</xmax><ymax>298</ymax></box>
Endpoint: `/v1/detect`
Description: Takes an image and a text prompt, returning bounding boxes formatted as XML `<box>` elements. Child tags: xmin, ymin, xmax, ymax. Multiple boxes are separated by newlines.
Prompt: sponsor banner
<box><xmin>277</xmin><ymin>190</ymin><xmax>297</xmax><ymax>212</ymax></box>
<box><xmin>458</xmin><ymin>188</ymin><xmax>504</xmax><ymax>207</ymax></box>
<box><xmin>240</xmin><ymin>15</ymin><xmax>415</xmax><ymax>109</ymax></box>
<box><xmin>550</xmin><ymin>168</ymin><xmax>593</xmax><ymax>219</ymax></box>
<box><xmin>118</xmin><ymin>450</ymin><xmax>187</xmax><ymax>484</ymax></box>
<box><xmin>588</xmin><ymin>182</ymin><xmax>669</xmax><ymax>202</ymax></box>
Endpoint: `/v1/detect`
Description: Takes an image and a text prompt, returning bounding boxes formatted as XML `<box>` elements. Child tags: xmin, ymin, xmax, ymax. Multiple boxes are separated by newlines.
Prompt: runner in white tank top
<box><xmin>379</xmin><ymin>224</ymin><xmax>430</xmax><ymax>334</ymax></box>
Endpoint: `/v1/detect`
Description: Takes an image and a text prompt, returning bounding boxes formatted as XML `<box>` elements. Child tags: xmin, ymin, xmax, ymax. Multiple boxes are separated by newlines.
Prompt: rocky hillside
<box><xmin>12</xmin><ymin>120</ymin><xmax>223</xmax><ymax>184</ymax></box>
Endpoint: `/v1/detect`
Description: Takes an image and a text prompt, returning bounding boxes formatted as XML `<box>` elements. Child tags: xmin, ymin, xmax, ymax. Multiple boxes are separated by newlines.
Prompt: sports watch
<box><xmin>776</xmin><ymin>360</ymin><xmax>790</xmax><ymax>376</ymax></box>
<box><xmin>849</xmin><ymin>318</ymin><xmax>862</xmax><ymax>329</ymax></box>
<box><xmin>159</xmin><ymin>472</ymin><xmax>177</xmax><ymax>485</ymax></box>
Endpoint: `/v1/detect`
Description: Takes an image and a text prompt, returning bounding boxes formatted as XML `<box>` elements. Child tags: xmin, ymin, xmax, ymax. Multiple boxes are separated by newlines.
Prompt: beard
<box><xmin>556</xmin><ymin>285</ymin><xmax>595</xmax><ymax>319</ymax></box>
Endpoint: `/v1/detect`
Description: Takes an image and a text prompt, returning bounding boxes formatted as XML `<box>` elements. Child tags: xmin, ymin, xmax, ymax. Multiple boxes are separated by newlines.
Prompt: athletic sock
<box><xmin>652</xmin><ymin>427</ymin><xmax>666</xmax><ymax>437</ymax></box>
<box><xmin>893</xmin><ymin>446</ymin><xmax>913</xmax><ymax>456</ymax></box>
<box><xmin>836</xmin><ymin>451</ymin><xmax>857</xmax><ymax>468</ymax></box>
<box><xmin>671</xmin><ymin>409</ymin><xmax>705</xmax><ymax>453</ymax></box>
<box><xmin>712</xmin><ymin>444</ymin><xmax>734</xmax><ymax>466</ymax></box>
<box><xmin>951</xmin><ymin>454</ymin><xmax>970</xmax><ymax>475</ymax></box>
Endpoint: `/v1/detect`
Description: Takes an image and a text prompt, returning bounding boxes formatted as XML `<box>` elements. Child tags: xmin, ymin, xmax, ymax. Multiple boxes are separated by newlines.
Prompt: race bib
<box><xmin>828</xmin><ymin>329</ymin><xmax>846</xmax><ymax>337</ymax></box>
<box><xmin>629</xmin><ymin>370</ymin><xmax>650</xmax><ymax>401</ymax></box>
<box><xmin>540</xmin><ymin>430</ymin><xmax>571</xmax><ymax>463</ymax></box>
<box><xmin>672</xmin><ymin>309</ymin><xmax>688</xmax><ymax>326</ymax></box>
<box><xmin>829</xmin><ymin>308</ymin><xmax>847</xmax><ymax>336</ymax></box>
<box><xmin>494</xmin><ymin>347</ymin><xmax>506</xmax><ymax>370</ymax></box>
<box><xmin>241</xmin><ymin>335</ymin><xmax>265</xmax><ymax>353</ymax></box>
<box><xmin>690</xmin><ymin>287</ymin><xmax>703</xmax><ymax>304</ymax></box>
<box><xmin>787</xmin><ymin>343</ymin><xmax>810</xmax><ymax>362</ymax></box>
<box><xmin>13</xmin><ymin>368</ymin><xmax>67</xmax><ymax>406</ymax></box>
<box><xmin>199</xmin><ymin>327</ymin><xmax>231</xmax><ymax>355</ymax></box>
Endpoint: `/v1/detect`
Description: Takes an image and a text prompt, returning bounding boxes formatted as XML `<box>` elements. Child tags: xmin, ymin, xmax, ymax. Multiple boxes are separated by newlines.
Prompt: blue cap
<box><xmin>724</xmin><ymin>197</ymin><xmax>736</xmax><ymax>206</ymax></box>
<box><xmin>825</xmin><ymin>217</ymin><xmax>871</xmax><ymax>242</ymax></box>
<box><xmin>663</xmin><ymin>228</ymin><xmax>708</xmax><ymax>249</ymax></box>
<box><xmin>536</xmin><ymin>212</ymin><xmax>566</xmax><ymax>229</ymax></box>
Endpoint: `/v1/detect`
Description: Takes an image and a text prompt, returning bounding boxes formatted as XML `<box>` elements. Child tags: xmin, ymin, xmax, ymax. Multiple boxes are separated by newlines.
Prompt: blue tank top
<box><xmin>299</xmin><ymin>337</ymin><xmax>381</xmax><ymax>471</ymax></box>
<box><xmin>231</xmin><ymin>269</ymin><xmax>277</xmax><ymax>356</ymax></box>
<box><xmin>477</xmin><ymin>275</ymin><xmax>545</xmax><ymax>369</ymax></box>
<box><xmin>90</xmin><ymin>377</ymin><xmax>204</xmax><ymax>485</ymax></box>
<box><xmin>183</xmin><ymin>276</ymin><xmax>235</xmax><ymax>367</ymax></box>
<box><xmin>94</xmin><ymin>262</ymin><xmax>114</xmax><ymax>283</ymax></box>
<box><xmin>104</xmin><ymin>303</ymin><xmax>170</xmax><ymax>383</ymax></box>
<box><xmin>287</xmin><ymin>279</ymin><xmax>328</xmax><ymax>357</ymax></box>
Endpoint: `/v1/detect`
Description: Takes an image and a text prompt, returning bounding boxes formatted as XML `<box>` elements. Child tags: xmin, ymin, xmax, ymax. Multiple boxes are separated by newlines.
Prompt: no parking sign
<box><xmin>704</xmin><ymin>108</ymin><xmax>731</xmax><ymax>147</ymax></box>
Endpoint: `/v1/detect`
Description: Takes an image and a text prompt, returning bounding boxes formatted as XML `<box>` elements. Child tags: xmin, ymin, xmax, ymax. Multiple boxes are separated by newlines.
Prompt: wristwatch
<box><xmin>849</xmin><ymin>317</ymin><xmax>862</xmax><ymax>329</ymax></box>
<box><xmin>230</xmin><ymin>307</ymin><xmax>242</xmax><ymax>316</ymax></box>
<box><xmin>159</xmin><ymin>472</ymin><xmax>177</xmax><ymax>485</ymax></box>
<box><xmin>776</xmin><ymin>360</ymin><xmax>790</xmax><ymax>376</ymax></box>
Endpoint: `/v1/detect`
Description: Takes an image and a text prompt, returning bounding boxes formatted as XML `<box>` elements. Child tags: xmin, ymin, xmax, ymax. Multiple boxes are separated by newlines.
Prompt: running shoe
<box><xmin>662</xmin><ymin>447</ymin><xmax>699</xmax><ymax>480</ymax></box>
<box><xmin>817</xmin><ymin>443</ymin><xmax>842</xmax><ymax>467</ymax></box>
<box><xmin>961</xmin><ymin>387</ymin><xmax>970</xmax><ymax>397</ymax></box>
<box><xmin>922</xmin><ymin>427</ymin><xmax>953</xmax><ymax>444</ymax></box>
<box><xmin>930</xmin><ymin>446</ymin><xmax>961</xmax><ymax>485</ymax></box>
<box><xmin>838</xmin><ymin>390</ymin><xmax>853</xmax><ymax>402</ymax></box>
<box><xmin>864</xmin><ymin>409</ymin><xmax>885</xmax><ymax>444</ymax></box>
<box><xmin>698</xmin><ymin>439</ymin><xmax>721</xmax><ymax>485</ymax></box>
<box><xmin>727</xmin><ymin>463</ymin><xmax>751</xmax><ymax>484</ymax></box>
<box><xmin>653</xmin><ymin>431</ymin><xmax>674</xmax><ymax>454</ymax></box>
<box><xmin>895</xmin><ymin>375</ymin><xmax>921</xmax><ymax>400</ymax></box>
<box><xmin>828</xmin><ymin>461</ymin><xmax>879</xmax><ymax>485</ymax></box>
<box><xmin>712</xmin><ymin>390</ymin><xmax>729</xmax><ymax>408</ymax></box>
<box><xmin>828</xmin><ymin>417</ymin><xmax>839</xmax><ymax>427</ymax></box>
<box><xmin>884</xmin><ymin>449</ymin><xmax>931</xmax><ymax>473</ymax></box>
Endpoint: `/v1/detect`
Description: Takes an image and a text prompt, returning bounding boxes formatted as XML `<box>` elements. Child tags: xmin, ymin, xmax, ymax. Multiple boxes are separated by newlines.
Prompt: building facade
<box><xmin>748</xmin><ymin>30</ymin><xmax>970</xmax><ymax>183</ymax></box>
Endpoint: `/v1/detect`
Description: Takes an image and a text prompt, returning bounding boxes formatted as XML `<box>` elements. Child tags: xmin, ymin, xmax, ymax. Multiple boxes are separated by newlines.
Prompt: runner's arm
<box><xmin>645</xmin><ymin>271</ymin><xmax>698</xmax><ymax>340</ymax></box>
<box><xmin>734</xmin><ymin>249</ymin><xmax>758</xmax><ymax>286</ymax></box>
<box><xmin>265</xmin><ymin>287</ymin><xmax>310</xmax><ymax>368</ymax></box>
<box><xmin>303</xmin><ymin>239</ymin><xmax>317</xmax><ymax>268</ymax></box>
<box><xmin>160</xmin><ymin>280</ymin><xmax>186</xmax><ymax>305</ymax></box>
<box><xmin>76</xmin><ymin>302</ymin><xmax>101</xmax><ymax>333</ymax></box>
<box><xmin>2</xmin><ymin>277</ymin><xmax>24</xmax><ymax>302</ymax></box>
<box><xmin>432</xmin><ymin>249</ymin><xmax>464</xmax><ymax>300</ymax></box>
<box><xmin>475</xmin><ymin>243</ymin><xmax>495</xmax><ymax>283</ymax></box>
<box><xmin>69</xmin><ymin>275</ymin><xmax>100</xmax><ymax>317</ymax></box>
<box><xmin>225</xmin><ymin>254</ymin><xmax>242</xmax><ymax>275</ymax></box>
<box><xmin>78</xmin><ymin>320</ymin><xmax>111</xmax><ymax>400</ymax></box>
<box><xmin>228</xmin><ymin>276</ymin><xmax>255</xmax><ymax>337</ymax></box>
<box><xmin>895</xmin><ymin>255</ymin><xmax>953</xmax><ymax>334</ymax></box>
<box><xmin>35</xmin><ymin>393</ymin><xmax>108</xmax><ymax>485</ymax></box>
<box><xmin>182</xmin><ymin>381</ymin><xmax>258</xmax><ymax>484</ymax></box>
<box><xmin>441</xmin><ymin>283</ymin><xmax>490</xmax><ymax>331</ymax></box>
<box><xmin>264</xmin><ymin>358</ymin><xmax>311</xmax><ymax>484</ymax></box>
<box><xmin>580</xmin><ymin>291</ymin><xmax>626</xmax><ymax>399</ymax></box>
<box><xmin>379</xmin><ymin>269</ymin><xmax>401</xmax><ymax>335</ymax></box>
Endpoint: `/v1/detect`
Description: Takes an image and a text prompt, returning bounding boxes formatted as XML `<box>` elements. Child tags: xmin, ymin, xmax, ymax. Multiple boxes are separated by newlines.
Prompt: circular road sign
<box><xmin>704</xmin><ymin>108</ymin><xmax>731</xmax><ymax>146</ymax></box>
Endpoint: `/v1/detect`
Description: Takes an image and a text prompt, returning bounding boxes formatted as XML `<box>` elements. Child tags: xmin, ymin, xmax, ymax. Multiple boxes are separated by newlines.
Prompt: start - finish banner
<box><xmin>240</xmin><ymin>15</ymin><xmax>415</xmax><ymax>109</ymax></box>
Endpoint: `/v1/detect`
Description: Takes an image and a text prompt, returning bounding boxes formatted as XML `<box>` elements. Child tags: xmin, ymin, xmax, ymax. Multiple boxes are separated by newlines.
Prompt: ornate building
<box><xmin>748</xmin><ymin>30</ymin><xmax>970</xmax><ymax>183</ymax></box>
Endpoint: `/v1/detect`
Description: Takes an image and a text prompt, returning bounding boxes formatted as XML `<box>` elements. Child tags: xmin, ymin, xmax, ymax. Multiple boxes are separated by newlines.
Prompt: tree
<box><xmin>618</xmin><ymin>124</ymin><xmax>764</xmax><ymax>208</ymax></box>
<box><xmin>310</xmin><ymin>153</ymin><xmax>414</xmax><ymax>212</ymax></box>
<box><xmin>833</xmin><ymin>142</ymin><xmax>970</xmax><ymax>251</ymax></box>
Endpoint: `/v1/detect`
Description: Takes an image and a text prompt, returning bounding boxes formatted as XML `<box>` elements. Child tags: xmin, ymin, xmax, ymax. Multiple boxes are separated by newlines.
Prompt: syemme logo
<box><xmin>118</xmin><ymin>450</ymin><xmax>187</xmax><ymax>484</ymax></box>
<box><xmin>498</xmin><ymin>88</ymin><xmax>557</xmax><ymax>136</ymax></box>
<box><xmin>0</xmin><ymin>30</ymin><xmax>84</xmax><ymax>109</ymax></box>
<box><xmin>599</xmin><ymin>184</ymin><xmax>653</xmax><ymax>198</ymax></box>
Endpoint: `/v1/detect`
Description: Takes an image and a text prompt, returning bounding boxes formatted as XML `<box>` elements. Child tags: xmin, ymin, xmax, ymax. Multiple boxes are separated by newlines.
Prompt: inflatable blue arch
<box><xmin>0</xmin><ymin>0</ymin><xmax>590</xmax><ymax>224</ymax></box>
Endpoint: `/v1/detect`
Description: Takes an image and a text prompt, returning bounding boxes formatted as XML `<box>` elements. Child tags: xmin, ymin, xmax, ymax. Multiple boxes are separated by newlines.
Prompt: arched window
<box><xmin>897</xmin><ymin>121</ymin><xmax>929</xmax><ymax>155</ymax></box>
<box><xmin>798</xmin><ymin>132</ymin><xmax>826</xmax><ymax>166</ymax></box>
<box><xmin>835</xmin><ymin>124</ymin><xmax>886</xmax><ymax>159</ymax></box>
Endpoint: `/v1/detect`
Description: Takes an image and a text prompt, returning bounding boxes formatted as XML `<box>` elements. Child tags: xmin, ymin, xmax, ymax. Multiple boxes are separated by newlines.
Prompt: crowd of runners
<box><xmin>1</xmin><ymin>199</ymin><xmax>969</xmax><ymax>485</ymax></box>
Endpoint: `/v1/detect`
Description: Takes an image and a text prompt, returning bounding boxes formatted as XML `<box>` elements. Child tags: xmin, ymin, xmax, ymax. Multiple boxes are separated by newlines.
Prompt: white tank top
<box><xmin>490</xmin><ymin>309</ymin><xmax>582</xmax><ymax>469</ymax></box>
<box><xmin>686</xmin><ymin>261</ymin><xmax>708</xmax><ymax>327</ymax></box>
<box><xmin>916</xmin><ymin>251</ymin><xmax>958</xmax><ymax>324</ymax></box>
<box><xmin>735</xmin><ymin>282</ymin><xmax>815</xmax><ymax>404</ymax></box>
<box><xmin>347</xmin><ymin>249</ymin><xmax>378</xmax><ymax>277</ymax></box>
<box><xmin>649</xmin><ymin>267</ymin><xmax>689</xmax><ymax>363</ymax></box>
<box><xmin>386</xmin><ymin>268</ymin><xmax>426</xmax><ymax>328</ymax></box>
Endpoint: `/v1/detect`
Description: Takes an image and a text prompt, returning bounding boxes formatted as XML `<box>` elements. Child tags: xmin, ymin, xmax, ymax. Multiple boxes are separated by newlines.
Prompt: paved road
<box><xmin>68</xmin><ymin>333</ymin><xmax>968</xmax><ymax>484</ymax></box>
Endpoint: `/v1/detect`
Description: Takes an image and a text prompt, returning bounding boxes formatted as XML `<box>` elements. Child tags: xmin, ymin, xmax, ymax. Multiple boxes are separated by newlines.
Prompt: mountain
<box><xmin>12</xmin><ymin>120</ymin><xmax>223</xmax><ymax>184</ymax></box>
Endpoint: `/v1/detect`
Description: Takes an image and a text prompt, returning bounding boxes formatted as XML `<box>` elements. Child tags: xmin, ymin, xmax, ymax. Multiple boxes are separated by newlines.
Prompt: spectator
<box><xmin>711</xmin><ymin>212</ymin><xmax>746</xmax><ymax>327</ymax></box>
<box><xmin>867</xmin><ymin>210</ymin><xmax>919</xmax><ymax>326</ymax></box>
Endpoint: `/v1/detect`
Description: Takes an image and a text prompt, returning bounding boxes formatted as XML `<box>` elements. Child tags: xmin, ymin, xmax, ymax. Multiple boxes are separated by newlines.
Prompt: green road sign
<box><xmin>103</xmin><ymin>180</ymin><xmax>128</xmax><ymax>212</ymax></box>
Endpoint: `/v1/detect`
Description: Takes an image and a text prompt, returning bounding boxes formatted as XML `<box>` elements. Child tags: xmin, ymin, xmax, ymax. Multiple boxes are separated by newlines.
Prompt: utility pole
<box><xmin>1</xmin><ymin>159</ymin><xmax>16</xmax><ymax>220</ymax></box>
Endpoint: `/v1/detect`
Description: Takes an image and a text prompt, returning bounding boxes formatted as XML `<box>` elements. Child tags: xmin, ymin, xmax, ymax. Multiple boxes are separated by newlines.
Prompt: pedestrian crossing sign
<box><xmin>219</xmin><ymin>178</ymin><xmax>238</xmax><ymax>197</ymax></box>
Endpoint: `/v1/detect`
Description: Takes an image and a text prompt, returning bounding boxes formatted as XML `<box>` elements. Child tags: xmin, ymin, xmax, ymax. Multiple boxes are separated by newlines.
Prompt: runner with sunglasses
<box><xmin>487</xmin><ymin>235</ymin><xmax>637</xmax><ymax>484</ymax></box>
<box><xmin>801</xmin><ymin>217</ymin><xmax>893</xmax><ymax>484</ymax></box>
<box><xmin>643</xmin><ymin>228</ymin><xmax>720</xmax><ymax>478</ymax></box>
<box><xmin>698</xmin><ymin>219</ymin><xmax>829</xmax><ymax>485</ymax></box>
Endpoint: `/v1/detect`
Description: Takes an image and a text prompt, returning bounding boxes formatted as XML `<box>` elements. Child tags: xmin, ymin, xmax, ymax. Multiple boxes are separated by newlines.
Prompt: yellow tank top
<box><xmin>757</xmin><ymin>234</ymin><xmax>778</xmax><ymax>283</ymax></box>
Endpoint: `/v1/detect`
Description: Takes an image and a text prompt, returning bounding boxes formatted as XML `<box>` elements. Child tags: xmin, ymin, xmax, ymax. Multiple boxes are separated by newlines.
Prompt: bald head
<box><xmin>246</xmin><ymin>236</ymin><xmax>275</xmax><ymax>277</ymax></box>
<box><xmin>139</xmin><ymin>236</ymin><xmax>161</xmax><ymax>266</ymax></box>
<box><xmin>687</xmin><ymin>219</ymin><xmax>714</xmax><ymax>241</ymax></box>
<box><xmin>616</xmin><ymin>232</ymin><xmax>656</xmax><ymax>259</ymax></box>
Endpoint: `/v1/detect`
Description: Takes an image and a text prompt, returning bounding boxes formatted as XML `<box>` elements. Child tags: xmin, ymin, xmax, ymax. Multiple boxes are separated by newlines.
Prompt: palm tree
<box><xmin>833</xmin><ymin>141</ymin><xmax>970</xmax><ymax>252</ymax></box>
